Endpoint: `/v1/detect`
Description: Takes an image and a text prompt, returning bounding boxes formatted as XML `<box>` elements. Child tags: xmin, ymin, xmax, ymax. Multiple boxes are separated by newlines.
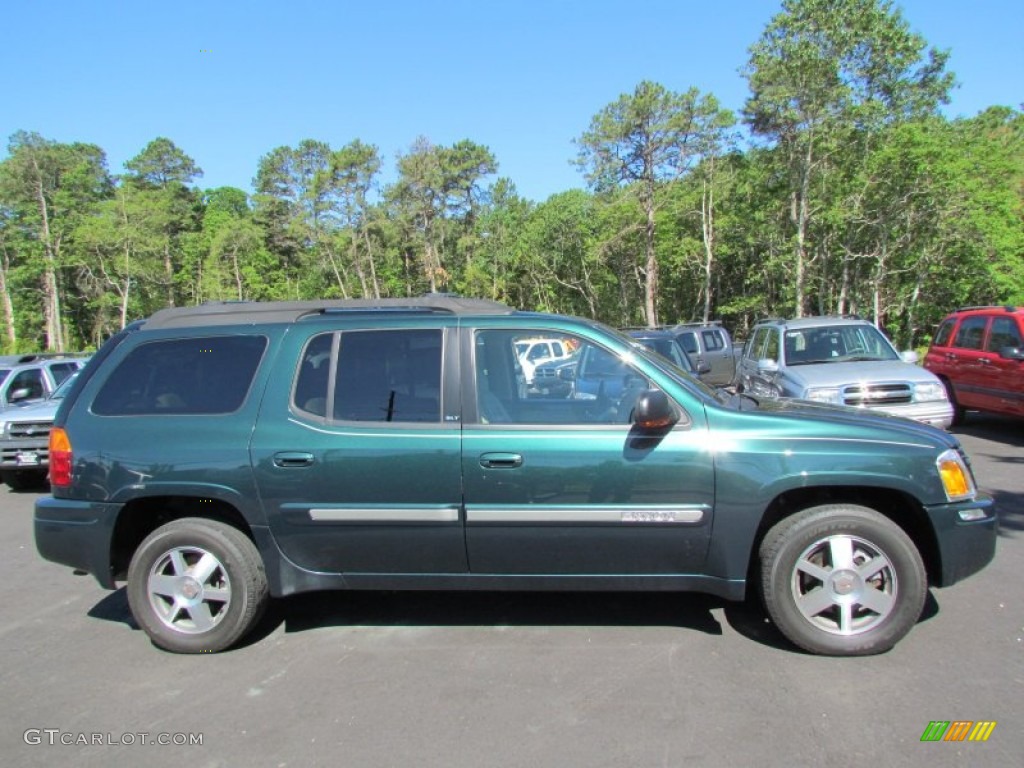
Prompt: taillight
<box><xmin>49</xmin><ymin>427</ymin><xmax>73</xmax><ymax>487</ymax></box>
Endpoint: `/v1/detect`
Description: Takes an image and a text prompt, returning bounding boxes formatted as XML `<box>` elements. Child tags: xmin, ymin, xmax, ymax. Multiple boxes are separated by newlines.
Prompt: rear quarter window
<box><xmin>932</xmin><ymin>318</ymin><xmax>956</xmax><ymax>348</ymax></box>
<box><xmin>702</xmin><ymin>330</ymin><xmax>725</xmax><ymax>351</ymax></box>
<box><xmin>91</xmin><ymin>335</ymin><xmax>267</xmax><ymax>415</ymax></box>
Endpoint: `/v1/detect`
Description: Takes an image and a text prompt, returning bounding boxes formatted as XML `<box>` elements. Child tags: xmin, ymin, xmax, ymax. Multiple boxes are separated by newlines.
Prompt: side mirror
<box><xmin>632</xmin><ymin>390</ymin><xmax>678</xmax><ymax>430</ymax></box>
<box><xmin>757</xmin><ymin>358</ymin><xmax>779</xmax><ymax>374</ymax></box>
<box><xmin>696</xmin><ymin>359</ymin><xmax>712</xmax><ymax>375</ymax></box>
<box><xmin>9</xmin><ymin>387</ymin><xmax>33</xmax><ymax>403</ymax></box>
<box><xmin>999</xmin><ymin>346</ymin><xmax>1024</xmax><ymax>361</ymax></box>
<box><xmin>900</xmin><ymin>350</ymin><xmax>919</xmax><ymax>364</ymax></box>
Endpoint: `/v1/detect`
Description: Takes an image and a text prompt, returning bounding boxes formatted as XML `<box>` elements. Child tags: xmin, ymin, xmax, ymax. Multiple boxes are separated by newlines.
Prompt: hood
<box><xmin>751</xmin><ymin>395</ymin><xmax>958</xmax><ymax>449</ymax></box>
<box><xmin>1</xmin><ymin>397</ymin><xmax>62</xmax><ymax>421</ymax></box>
<box><xmin>782</xmin><ymin>359</ymin><xmax>940</xmax><ymax>390</ymax></box>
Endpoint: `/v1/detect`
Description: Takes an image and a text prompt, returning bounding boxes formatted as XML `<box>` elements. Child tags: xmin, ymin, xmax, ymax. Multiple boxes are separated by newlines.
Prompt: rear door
<box><xmin>699</xmin><ymin>328</ymin><xmax>734</xmax><ymax>386</ymax></box>
<box><xmin>978</xmin><ymin>315</ymin><xmax>1024</xmax><ymax>416</ymax></box>
<box><xmin>945</xmin><ymin>315</ymin><xmax>990</xmax><ymax>410</ymax></box>
<box><xmin>252</xmin><ymin>323</ymin><xmax>467</xmax><ymax>575</ymax></box>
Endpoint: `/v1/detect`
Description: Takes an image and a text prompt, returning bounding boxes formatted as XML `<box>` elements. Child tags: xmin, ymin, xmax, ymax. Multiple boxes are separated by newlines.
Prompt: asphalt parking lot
<box><xmin>1</xmin><ymin>414</ymin><xmax>1021</xmax><ymax>767</ymax></box>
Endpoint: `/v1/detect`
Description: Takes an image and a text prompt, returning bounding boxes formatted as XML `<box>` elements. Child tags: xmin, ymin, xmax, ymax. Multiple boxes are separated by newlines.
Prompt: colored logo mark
<box><xmin>920</xmin><ymin>721</ymin><xmax>997</xmax><ymax>742</ymax></box>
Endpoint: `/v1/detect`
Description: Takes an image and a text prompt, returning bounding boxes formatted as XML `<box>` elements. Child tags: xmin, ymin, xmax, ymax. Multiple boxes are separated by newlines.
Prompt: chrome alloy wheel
<box><xmin>790</xmin><ymin>534</ymin><xmax>897</xmax><ymax>636</ymax></box>
<box><xmin>146</xmin><ymin>546</ymin><xmax>232</xmax><ymax>634</ymax></box>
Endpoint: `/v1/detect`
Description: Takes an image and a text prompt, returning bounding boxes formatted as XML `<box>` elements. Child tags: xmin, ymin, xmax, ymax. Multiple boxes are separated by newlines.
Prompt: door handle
<box><xmin>479</xmin><ymin>452</ymin><xmax>523</xmax><ymax>469</ymax></box>
<box><xmin>273</xmin><ymin>451</ymin><xmax>315</xmax><ymax>468</ymax></box>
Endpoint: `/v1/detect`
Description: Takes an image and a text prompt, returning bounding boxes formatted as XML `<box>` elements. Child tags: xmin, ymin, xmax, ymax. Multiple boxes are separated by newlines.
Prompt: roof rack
<box><xmin>672</xmin><ymin>320</ymin><xmax>725</xmax><ymax>328</ymax></box>
<box><xmin>954</xmin><ymin>305</ymin><xmax>1020</xmax><ymax>313</ymax></box>
<box><xmin>142</xmin><ymin>295</ymin><xmax>515</xmax><ymax>329</ymax></box>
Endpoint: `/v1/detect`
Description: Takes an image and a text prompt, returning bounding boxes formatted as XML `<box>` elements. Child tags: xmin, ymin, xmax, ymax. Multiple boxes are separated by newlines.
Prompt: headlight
<box><xmin>937</xmin><ymin>448</ymin><xmax>976</xmax><ymax>502</ymax></box>
<box><xmin>804</xmin><ymin>387</ymin><xmax>842</xmax><ymax>404</ymax></box>
<box><xmin>915</xmin><ymin>382</ymin><xmax>947</xmax><ymax>402</ymax></box>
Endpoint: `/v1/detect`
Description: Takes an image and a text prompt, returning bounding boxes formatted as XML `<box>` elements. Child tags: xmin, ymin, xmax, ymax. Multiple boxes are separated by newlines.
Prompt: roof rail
<box><xmin>142</xmin><ymin>295</ymin><xmax>515</xmax><ymax>329</ymax></box>
<box><xmin>954</xmin><ymin>305</ymin><xmax>1020</xmax><ymax>313</ymax></box>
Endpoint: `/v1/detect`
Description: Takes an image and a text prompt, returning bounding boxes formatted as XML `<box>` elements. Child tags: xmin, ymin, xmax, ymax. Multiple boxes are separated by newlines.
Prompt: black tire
<box><xmin>1</xmin><ymin>469</ymin><xmax>48</xmax><ymax>491</ymax></box>
<box><xmin>127</xmin><ymin>518</ymin><xmax>268</xmax><ymax>653</ymax></box>
<box><xmin>759</xmin><ymin>505</ymin><xmax>927</xmax><ymax>656</ymax></box>
<box><xmin>941</xmin><ymin>378</ymin><xmax>966</xmax><ymax>427</ymax></box>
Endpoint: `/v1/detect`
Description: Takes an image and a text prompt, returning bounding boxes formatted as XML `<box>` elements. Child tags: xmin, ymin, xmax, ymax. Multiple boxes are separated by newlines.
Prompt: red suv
<box><xmin>924</xmin><ymin>306</ymin><xmax>1024</xmax><ymax>424</ymax></box>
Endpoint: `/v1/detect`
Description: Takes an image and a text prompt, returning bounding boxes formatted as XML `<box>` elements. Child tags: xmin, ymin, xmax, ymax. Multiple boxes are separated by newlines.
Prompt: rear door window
<box><xmin>952</xmin><ymin>316</ymin><xmax>988</xmax><ymax>350</ymax></box>
<box><xmin>294</xmin><ymin>329</ymin><xmax>443</xmax><ymax>423</ymax></box>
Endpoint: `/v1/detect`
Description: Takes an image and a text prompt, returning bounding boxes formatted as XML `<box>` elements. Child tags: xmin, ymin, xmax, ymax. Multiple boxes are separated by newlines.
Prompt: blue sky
<box><xmin>2</xmin><ymin>0</ymin><xmax>1021</xmax><ymax>203</ymax></box>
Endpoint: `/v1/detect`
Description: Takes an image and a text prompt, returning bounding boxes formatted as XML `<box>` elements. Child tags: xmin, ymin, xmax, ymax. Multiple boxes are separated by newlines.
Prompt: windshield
<box><xmin>50</xmin><ymin>371</ymin><xmax>79</xmax><ymax>399</ymax></box>
<box><xmin>632</xmin><ymin>337</ymin><xmax>691</xmax><ymax>371</ymax></box>
<box><xmin>783</xmin><ymin>324</ymin><xmax>899</xmax><ymax>365</ymax></box>
<box><xmin>601</xmin><ymin>329</ymin><xmax>720</xmax><ymax>398</ymax></box>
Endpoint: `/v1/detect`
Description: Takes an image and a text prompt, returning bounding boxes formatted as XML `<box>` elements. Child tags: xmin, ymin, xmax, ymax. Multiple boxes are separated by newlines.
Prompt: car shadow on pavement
<box><xmin>275</xmin><ymin>590</ymin><xmax>725</xmax><ymax>636</ymax></box>
<box><xmin>953</xmin><ymin>412</ymin><xmax>1024</xmax><ymax>449</ymax></box>
<box><xmin>85</xmin><ymin>582</ymin><xmax>941</xmax><ymax>655</ymax></box>
<box><xmin>952</xmin><ymin>413</ymin><xmax>1024</xmax><ymax>536</ymax></box>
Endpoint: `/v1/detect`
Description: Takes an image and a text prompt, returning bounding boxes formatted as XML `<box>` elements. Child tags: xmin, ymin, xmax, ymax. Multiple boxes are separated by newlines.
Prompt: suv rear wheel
<box><xmin>127</xmin><ymin>518</ymin><xmax>268</xmax><ymax>653</ymax></box>
<box><xmin>759</xmin><ymin>505</ymin><xmax>927</xmax><ymax>656</ymax></box>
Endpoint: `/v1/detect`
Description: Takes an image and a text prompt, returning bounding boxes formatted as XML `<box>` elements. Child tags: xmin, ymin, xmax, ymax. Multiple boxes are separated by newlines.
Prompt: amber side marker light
<box><xmin>937</xmin><ymin>449</ymin><xmax>973</xmax><ymax>501</ymax></box>
<box><xmin>49</xmin><ymin>428</ymin><xmax>73</xmax><ymax>487</ymax></box>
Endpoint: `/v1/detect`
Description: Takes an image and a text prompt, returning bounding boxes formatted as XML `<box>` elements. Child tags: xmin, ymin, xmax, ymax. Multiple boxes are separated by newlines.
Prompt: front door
<box><xmin>252</xmin><ymin>325</ymin><xmax>467</xmax><ymax>574</ymax></box>
<box><xmin>462</xmin><ymin>327</ymin><xmax>713</xmax><ymax>577</ymax></box>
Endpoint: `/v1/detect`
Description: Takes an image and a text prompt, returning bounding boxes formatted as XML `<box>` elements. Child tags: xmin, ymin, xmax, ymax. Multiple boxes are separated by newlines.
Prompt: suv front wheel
<box><xmin>127</xmin><ymin>518</ymin><xmax>269</xmax><ymax>653</ymax></box>
<box><xmin>759</xmin><ymin>505</ymin><xmax>927</xmax><ymax>656</ymax></box>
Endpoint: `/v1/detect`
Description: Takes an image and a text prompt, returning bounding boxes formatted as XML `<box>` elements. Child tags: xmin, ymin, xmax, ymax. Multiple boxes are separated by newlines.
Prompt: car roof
<box><xmin>755</xmin><ymin>316</ymin><xmax>874</xmax><ymax>331</ymax></box>
<box><xmin>141</xmin><ymin>296</ymin><xmax>516</xmax><ymax>329</ymax></box>
<box><xmin>945</xmin><ymin>305</ymin><xmax>1023</xmax><ymax>318</ymax></box>
<box><xmin>4</xmin><ymin>356</ymin><xmax>88</xmax><ymax>374</ymax></box>
<box><xmin>626</xmin><ymin>329</ymin><xmax>679</xmax><ymax>340</ymax></box>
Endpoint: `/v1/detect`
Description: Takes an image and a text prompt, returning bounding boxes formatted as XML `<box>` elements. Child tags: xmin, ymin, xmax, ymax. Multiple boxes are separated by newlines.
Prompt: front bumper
<box><xmin>34</xmin><ymin>496</ymin><xmax>124</xmax><ymax>588</ymax></box>
<box><xmin>871</xmin><ymin>400</ymin><xmax>954</xmax><ymax>429</ymax></box>
<box><xmin>0</xmin><ymin>438</ymin><xmax>50</xmax><ymax>469</ymax></box>
<box><xmin>928</xmin><ymin>492</ymin><xmax>997</xmax><ymax>587</ymax></box>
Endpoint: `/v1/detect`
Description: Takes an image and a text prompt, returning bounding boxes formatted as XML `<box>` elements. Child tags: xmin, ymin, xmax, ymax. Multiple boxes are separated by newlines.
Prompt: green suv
<box><xmin>34</xmin><ymin>297</ymin><xmax>996</xmax><ymax>656</ymax></box>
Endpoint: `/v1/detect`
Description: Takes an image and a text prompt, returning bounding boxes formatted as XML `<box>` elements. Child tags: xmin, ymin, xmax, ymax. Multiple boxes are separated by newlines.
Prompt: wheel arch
<box><xmin>744</xmin><ymin>485</ymin><xmax>942</xmax><ymax>597</ymax></box>
<box><xmin>110</xmin><ymin>496</ymin><xmax>254</xmax><ymax>582</ymax></box>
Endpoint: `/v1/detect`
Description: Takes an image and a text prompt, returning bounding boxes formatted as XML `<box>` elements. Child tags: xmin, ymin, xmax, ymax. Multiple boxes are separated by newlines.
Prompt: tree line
<box><xmin>1</xmin><ymin>0</ymin><xmax>1021</xmax><ymax>354</ymax></box>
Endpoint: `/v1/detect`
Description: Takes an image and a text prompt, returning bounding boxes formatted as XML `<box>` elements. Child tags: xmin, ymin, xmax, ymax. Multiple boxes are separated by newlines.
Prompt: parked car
<box><xmin>514</xmin><ymin>337</ymin><xmax>575</xmax><ymax>385</ymax></box>
<box><xmin>0</xmin><ymin>355</ymin><xmax>88</xmax><ymax>410</ymax></box>
<box><xmin>34</xmin><ymin>297</ymin><xmax>994</xmax><ymax>656</ymax></box>
<box><xmin>626</xmin><ymin>329</ymin><xmax>711</xmax><ymax>378</ymax></box>
<box><xmin>924</xmin><ymin>305</ymin><xmax>1024</xmax><ymax>425</ymax></box>
<box><xmin>529</xmin><ymin>349</ymin><xmax>580</xmax><ymax>398</ymax></box>
<box><xmin>670</xmin><ymin>322</ymin><xmax>736</xmax><ymax>387</ymax></box>
<box><xmin>734</xmin><ymin>316</ymin><xmax>953</xmax><ymax>428</ymax></box>
<box><xmin>0</xmin><ymin>373</ymin><xmax>77</xmax><ymax>490</ymax></box>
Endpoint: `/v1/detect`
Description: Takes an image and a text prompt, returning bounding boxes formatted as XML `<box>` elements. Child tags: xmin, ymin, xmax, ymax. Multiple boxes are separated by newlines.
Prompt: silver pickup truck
<box><xmin>670</xmin><ymin>322</ymin><xmax>736</xmax><ymax>387</ymax></box>
<box><xmin>0</xmin><ymin>373</ymin><xmax>76</xmax><ymax>490</ymax></box>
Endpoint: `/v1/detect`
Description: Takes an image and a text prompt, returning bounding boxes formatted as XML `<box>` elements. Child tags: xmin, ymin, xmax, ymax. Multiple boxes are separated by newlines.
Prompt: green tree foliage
<box><xmin>743</xmin><ymin>0</ymin><xmax>954</xmax><ymax>318</ymax></box>
<box><xmin>0</xmin><ymin>131</ymin><xmax>112</xmax><ymax>350</ymax></box>
<box><xmin>386</xmin><ymin>137</ymin><xmax>497</xmax><ymax>294</ymax></box>
<box><xmin>0</xmin><ymin>3</ymin><xmax>1020</xmax><ymax>353</ymax></box>
<box><xmin>576</xmin><ymin>81</ymin><xmax>733</xmax><ymax>326</ymax></box>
